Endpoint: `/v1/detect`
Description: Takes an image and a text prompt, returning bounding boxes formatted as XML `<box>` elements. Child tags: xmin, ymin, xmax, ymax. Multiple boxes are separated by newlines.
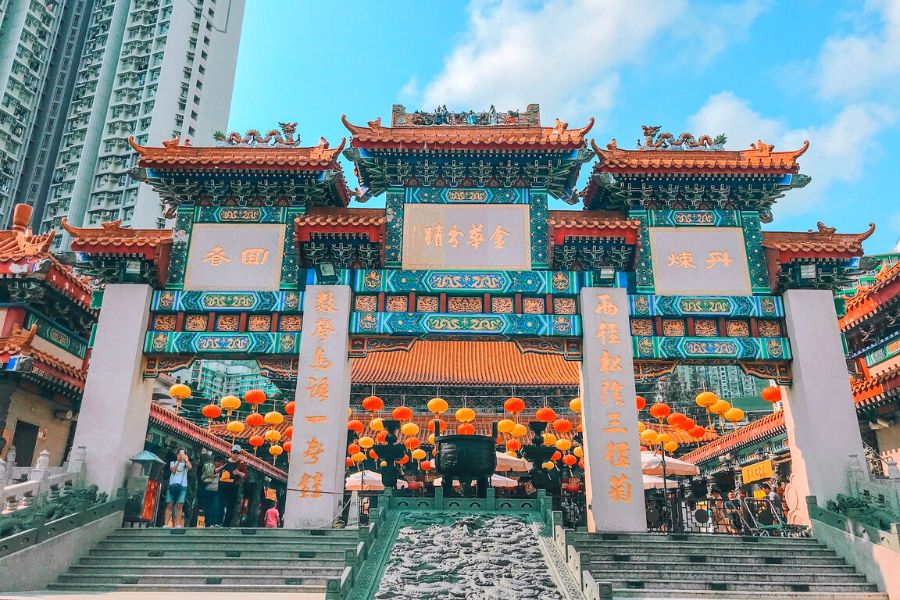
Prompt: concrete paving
<box><xmin>1</xmin><ymin>593</ymin><xmax>325</xmax><ymax>600</ymax></box>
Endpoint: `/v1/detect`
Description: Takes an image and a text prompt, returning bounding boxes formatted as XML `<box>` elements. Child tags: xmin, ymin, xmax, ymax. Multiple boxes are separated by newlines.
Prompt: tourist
<box><xmin>762</xmin><ymin>483</ymin><xmax>784</xmax><ymax>520</ymax></box>
<box><xmin>198</xmin><ymin>451</ymin><xmax>220</xmax><ymax>527</ymax></box>
<box><xmin>216</xmin><ymin>445</ymin><xmax>247</xmax><ymax>527</ymax></box>
<box><xmin>725</xmin><ymin>490</ymin><xmax>741</xmax><ymax>533</ymax></box>
<box><xmin>709</xmin><ymin>489</ymin><xmax>729</xmax><ymax>533</ymax></box>
<box><xmin>163</xmin><ymin>448</ymin><xmax>191</xmax><ymax>528</ymax></box>
<box><xmin>264</xmin><ymin>499</ymin><xmax>280</xmax><ymax>528</ymax></box>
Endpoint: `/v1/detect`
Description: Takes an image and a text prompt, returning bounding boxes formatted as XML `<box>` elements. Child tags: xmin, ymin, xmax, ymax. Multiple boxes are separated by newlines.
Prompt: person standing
<box><xmin>264</xmin><ymin>499</ymin><xmax>280</xmax><ymax>528</ymax></box>
<box><xmin>198</xmin><ymin>452</ymin><xmax>220</xmax><ymax>527</ymax></box>
<box><xmin>163</xmin><ymin>448</ymin><xmax>191</xmax><ymax>528</ymax></box>
<box><xmin>216</xmin><ymin>445</ymin><xmax>246</xmax><ymax>527</ymax></box>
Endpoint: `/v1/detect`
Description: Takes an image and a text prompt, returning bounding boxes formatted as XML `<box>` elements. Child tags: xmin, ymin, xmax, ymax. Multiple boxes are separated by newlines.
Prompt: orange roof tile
<box><xmin>61</xmin><ymin>217</ymin><xmax>173</xmax><ymax>267</ymax></box>
<box><xmin>129</xmin><ymin>135</ymin><xmax>345</xmax><ymax>171</ymax></box>
<box><xmin>592</xmin><ymin>138</ymin><xmax>809</xmax><ymax>175</ymax></box>
<box><xmin>851</xmin><ymin>365</ymin><xmax>900</xmax><ymax>408</ymax></box>
<box><xmin>343</xmin><ymin>115</ymin><xmax>593</xmax><ymax>151</ymax></box>
<box><xmin>350</xmin><ymin>341</ymin><xmax>581</xmax><ymax>386</ymax></box>
<box><xmin>547</xmin><ymin>210</ymin><xmax>641</xmax><ymax>231</ymax></box>
<box><xmin>0</xmin><ymin>323</ymin><xmax>37</xmax><ymax>355</ymax></box>
<box><xmin>0</xmin><ymin>324</ymin><xmax>86</xmax><ymax>390</ymax></box>
<box><xmin>762</xmin><ymin>223</ymin><xmax>874</xmax><ymax>257</ymax></box>
<box><xmin>681</xmin><ymin>411</ymin><xmax>785</xmax><ymax>465</ymax></box>
<box><xmin>843</xmin><ymin>261</ymin><xmax>900</xmax><ymax>317</ymax></box>
<box><xmin>294</xmin><ymin>207</ymin><xmax>387</xmax><ymax>244</ymax></box>
<box><xmin>0</xmin><ymin>205</ymin><xmax>55</xmax><ymax>262</ymax></box>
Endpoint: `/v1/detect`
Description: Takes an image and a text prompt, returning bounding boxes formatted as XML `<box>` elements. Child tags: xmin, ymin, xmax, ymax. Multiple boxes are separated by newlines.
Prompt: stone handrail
<box><xmin>0</xmin><ymin>447</ymin><xmax>86</xmax><ymax>514</ymax></box>
<box><xmin>808</xmin><ymin>496</ymin><xmax>900</xmax><ymax>553</ymax></box>
<box><xmin>848</xmin><ymin>455</ymin><xmax>900</xmax><ymax>514</ymax></box>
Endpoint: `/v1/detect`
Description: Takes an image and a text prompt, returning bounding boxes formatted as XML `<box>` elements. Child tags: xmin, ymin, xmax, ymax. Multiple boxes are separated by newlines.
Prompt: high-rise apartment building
<box><xmin>676</xmin><ymin>365</ymin><xmax>767</xmax><ymax>399</ymax></box>
<box><xmin>0</xmin><ymin>0</ymin><xmax>94</xmax><ymax>227</ymax></box>
<box><xmin>39</xmin><ymin>0</ymin><xmax>244</xmax><ymax>247</ymax></box>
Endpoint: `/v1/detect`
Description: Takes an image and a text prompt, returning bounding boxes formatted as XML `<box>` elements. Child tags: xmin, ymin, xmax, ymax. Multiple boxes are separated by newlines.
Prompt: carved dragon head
<box><xmin>641</xmin><ymin>125</ymin><xmax>661</xmax><ymax>138</ymax></box>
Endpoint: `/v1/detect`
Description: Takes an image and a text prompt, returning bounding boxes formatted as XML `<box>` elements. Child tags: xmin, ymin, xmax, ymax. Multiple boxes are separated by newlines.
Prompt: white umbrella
<box><xmin>643</xmin><ymin>474</ymin><xmax>679</xmax><ymax>490</ymax></box>
<box><xmin>495</xmin><ymin>452</ymin><xmax>533</xmax><ymax>473</ymax></box>
<box><xmin>641</xmin><ymin>451</ymin><xmax>699</xmax><ymax>476</ymax></box>
<box><xmin>345</xmin><ymin>470</ymin><xmax>408</xmax><ymax>491</ymax></box>
<box><xmin>433</xmin><ymin>474</ymin><xmax>519</xmax><ymax>489</ymax></box>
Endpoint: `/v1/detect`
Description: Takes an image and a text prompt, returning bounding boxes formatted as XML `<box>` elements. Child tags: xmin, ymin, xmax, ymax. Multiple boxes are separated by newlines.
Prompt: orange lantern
<box><xmin>220</xmin><ymin>395</ymin><xmax>241</xmax><ymax>416</ymax></box>
<box><xmin>375</xmin><ymin>430</ymin><xmax>388</xmax><ymax>443</ymax></box>
<box><xmin>396</xmin><ymin>455</ymin><xmax>409</xmax><ymax>465</ymax></box>
<box><xmin>723</xmin><ymin>407</ymin><xmax>745</xmax><ymax>423</ymax></box>
<box><xmin>347</xmin><ymin>419</ymin><xmax>364</xmax><ymax>434</ymax></box>
<box><xmin>245</xmin><ymin>412</ymin><xmax>265</xmax><ymax>428</ymax></box>
<box><xmin>426</xmin><ymin>419</ymin><xmax>446</xmax><ymax>433</ymax></box>
<box><xmin>680</xmin><ymin>417</ymin><xmax>695</xmax><ymax>431</ymax></box>
<box><xmin>283</xmin><ymin>425</ymin><xmax>293</xmax><ymax>439</ymax></box>
<box><xmin>392</xmin><ymin>406</ymin><xmax>414</xmax><ymax>421</ymax></box>
<box><xmin>347</xmin><ymin>443</ymin><xmax>361</xmax><ymax>456</ymax></box>
<box><xmin>421</xmin><ymin>460</ymin><xmax>433</xmax><ymax>471</ymax></box>
<box><xmin>552</xmin><ymin>418</ymin><xmax>572</xmax><ymax>433</ymax></box>
<box><xmin>761</xmin><ymin>387</ymin><xmax>782</xmax><ymax>403</ymax></box>
<box><xmin>550</xmin><ymin>451</ymin><xmax>562</xmax><ymax>461</ymax></box>
<box><xmin>248</xmin><ymin>435</ymin><xmax>265</xmax><ymax>450</ymax></box>
<box><xmin>361</xmin><ymin>395</ymin><xmax>384</xmax><ymax>412</ymax></box>
<box><xmin>284</xmin><ymin>401</ymin><xmax>295</xmax><ymax>415</ymax></box>
<box><xmin>504</xmin><ymin>397</ymin><xmax>525</xmax><ymax>414</ymax></box>
<box><xmin>269</xmin><ymin>444</ymin><xmax>283</xmax><ymax>457</ymax></box>
<box><xmin>427</xmin><ymin>397</ymin><xmax>449</xmax><ymax>414</ymax></box>
<box><xmin>506</xmin><ymin>439</ymin><xmax>521</xmax><ymax>451</ymax></box>
<box><xmin>201</xmin><ymin>404</ymin><xmax>222</xmax><ymax>420</ymax></box>
<box><xmin>404</xmin><ymin>438</ymin><xmax>421</xmax><ymax>450</ymax></box>
<box><xmin>636</xmin><ymin>395</ymin><xmax>647</xmax><ymax>411</ymax></box>
<box><xmin>225</xmin><ymin>420</ymin><xmax>245</xmax><ymax>436</ymax></box>
<box><xmin>455</xmin><ymin>407</ymin><xmax>476</xmax><ymax>423</ymax></box>
<box><xmin>695</xmin><ymin>391</ymin><xmax>718</xmax><ymax>408</ymax></box>
<box><xmin>458</xmin><ymin>423</ymin><xmax>476</xmax><ymax>435</ymax></box>
<box><xmin>497</xmin><ymin>418</ymin><xmax>515</xmax><ymax>434</ymax></box>
<box><xmin>264</xmin><ymin>411</ymin><xmax>284</xmax><ymax>426</ymax></box>
<box><xmin>370</xmin><ymin>418</ymin><xmax>385</xmax><ymax>432</ymax></box>
<box><xmin>244</xmin><ymin>389</ymin><xmax>267</xmax><ymax>411</ymax></box>
<box><xmin>649</xmin><ymin>403</ymin><xmax>671</xmax><ymax>420</ymax></box>
<box><xmin>511</xmin><ymin>423</ymin><xmax>528</xmax><ymax>437</ymax></box>
<box><xmin>368</xmin><ymin>449</ymin><xmax>379</xmax><ymax>460</ymax></box>
<box><xmin>283</xmin><ymin>441</ymin><xmax>292</xmax><ymax>453</ymax></box>
<box><xmin>169</xmin><ymin>383</ymin><xmax>191</xmax><ymax>415</ymax></box>
<box><xmin>569</xmin><ymin>397</ymin><xmax>582</xmax><ymax>413</ymax></box>
<box><xmin>709</xmin><ymin>399</ymin><xmax>731</xmax><ymax>415</ymax></box>
<box><xmin>535</xmin><ymin>407</ymin><xmax>557</xmax><ymax>423</ymax></box>
<box><xmin>562</xmin><ymin>454</ymin><xmax>577</xmax><ymax>466</ymax></box>
<box><xmin>264</xmin><ymin>429</ymin><xmax>281</xmax><ymax>443</ymax></box>
<box><xmin>666</xmin><ymin>412</ymin><xmax>686</xmax><ymax>428</ymax></box>
<box><xmin>345</xmin><ymin>457</ymin><xmax>354</xmax><ymax>468</ymax></box>
<box><xmin>689</xmin><ymin>425</ymin><xmax>707</xmax><ymax>438</ymax></box>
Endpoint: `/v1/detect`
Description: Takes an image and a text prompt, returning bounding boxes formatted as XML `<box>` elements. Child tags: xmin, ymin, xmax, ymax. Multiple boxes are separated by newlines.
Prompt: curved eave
<box><xmin>682</xmin><ymin>411</ymin><xmax>786</xmax><ymax>465</ymax></box>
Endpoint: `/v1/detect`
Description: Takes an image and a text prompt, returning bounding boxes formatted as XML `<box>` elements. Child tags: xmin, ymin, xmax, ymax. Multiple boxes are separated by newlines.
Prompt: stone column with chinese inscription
<box><xmin>71</xmin><ymin>284</ymin><xmax>155</xmax><ymax>494</ymax></box>
<box><xmin>578</xmin><ymin>287</ymin><xmax>646</xmax><ymax>532</ymax></box>
<box><xmin>781</xmin><ymin>289</ymin><xmax>867</xmax><ymax>524</ymax></box>
<box><xmin>283</xmin><ymin>285</ymin><xmax>352</xmax><ymax>528</ymax></box>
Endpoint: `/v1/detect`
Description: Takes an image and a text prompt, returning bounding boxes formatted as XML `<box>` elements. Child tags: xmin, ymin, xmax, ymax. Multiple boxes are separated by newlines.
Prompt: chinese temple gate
<box><xmin>62</xmin><ymin>106</ymin><xmax>876</xmax><ymax>531</ymax></box>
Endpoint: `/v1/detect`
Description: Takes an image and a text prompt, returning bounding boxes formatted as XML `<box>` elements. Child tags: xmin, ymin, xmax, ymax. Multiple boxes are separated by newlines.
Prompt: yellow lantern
<box><xmin>427</xmin><ymin>433</ymin><xmax>435</xmax><ymax>445</ymax></box>
<box><xmin>380</xmin><ymin>460</ymin><xmax>388</xmax><ymax>467</ymax></box>
<box><xmin>569</xmin><ymin>397</ymin><xmax>582</xmax><ymax>413</ymax></box>
<box><xmin>427</xmin><ymin>398</ymin><xmax>449</xmax><ymax>414</ymax></box>
<box><xmin>542</xmin><ymin>461</ymin><xmax>555</xmax><ymax>470</ymax></box>
<box><xmin>555</xmin><ymin>439</ymin><xmax>572</xmax><ymax>452</ymax></box>
<box><xmin>664</xmin><ymin>441</ymin><xmax>678</xmax><ymax>453</ymax></box>
<box><xmin>640</xmin><ymin>429</ymin><xmax>659</xmax><ymax>445</ymax></box>
<box><xmin>511</xmin><ymin>423</ymin><xmax>528</xmax><ymax>438</ymax></box>
<box><xmin>264</xmin><ymin>429</ymin><xmax>282</xmax><ymax>443</ymax></box>
<box><xmin>411</xmin><ymin>449</ymin><xmax>426</xmax><ymax>461</ymax></box>
<box><xmin>455</xmin><ymin>407</ymin><xmax>476</xmax><ymax>423</ymax></box>
<box><xmin>400</xmin><ymin>422</ymin><xmax>420</xmax><ymax>437</ymax></box>
<box><xmin>358</xmin><ymin>436</ymin><xmax>375</xmax><ymax>449</ymax></box>
<box><xmin>220</xmin><ymin>395</ymin><xmax>241</xmax><ymax>416</ymax></box>
<box><xmin>542</xmin><ymin>433</ymin><xmax>557</xmax><ymax>446</ymax></box>
<box><xmin>370</xmin><ymin>418</ymin><xmax>385</xmax><ymax>432</ymax></box>
<box><xmin>695</xmin><ymin>391</ymin><xmax>719</xmax><ymax>408</ymax></box>
<box><xmin>709</xmin><ymin>399</ymin><xmax>731</xmax><ymax>415</ymax></box>
<box><xmin>656</xmin><ymin>433</ymin><xmax>671</xmax><ymax>445</ymax></box>
<box><xmin>724</xmin><ymin>407</ymin><xmax>745</xmax><ymax>423</ymax></box>
<box><xmin>226</xmin><ymin>420</ymin><xmax>245</xmax><ymax>435</ymax></box>
<box><xmin>497</xmin><ymin>419</ymin><xmax>515</xmax><ymax>434</ymax></box>
<box><xmin>268</xmin><ymin>444</ymin><xmax>283</xmax><ymax>457</ymax></box>
<box><xmin>637</xmin><ymin>422</ymin><xmax>646</xmax><ymax>433</ymax></box>
<box><xmin>264</xmin><ymin>411</ymin><xmax>284</xmax><ymax>426</ymax></box>
<box><xmin>351</xmin><ymin>451</ymin><xmax>366</xmax><ymax>463</ymax></box>
<box><xmin>573</xmin><ymin>446</ymin><xmax>584</xmax><ymax>458</ymax></box>
<box><xmin>169</xmin><ymin>383</ymin><xmax>191</xmax><ymax>399</ymax></box>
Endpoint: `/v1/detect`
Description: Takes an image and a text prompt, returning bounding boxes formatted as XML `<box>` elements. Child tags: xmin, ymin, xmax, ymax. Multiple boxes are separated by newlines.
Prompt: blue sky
<box><xmin>228</xmin><ymin>0</ymin><xmax>900</xmax><ymax>253</ymax></box>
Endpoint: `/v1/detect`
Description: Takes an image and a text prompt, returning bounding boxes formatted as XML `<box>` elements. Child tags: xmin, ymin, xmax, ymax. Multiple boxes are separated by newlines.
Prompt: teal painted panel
<box><xmin>344</xmin><ymin>269</ymin><xmax>591</xmax><ymax>294</ymax></box>
<box><xmin>151</xmin><ymin>290</ymin><xmax>303</xmax><ymax>312</ymax></box>
<box><xmin>629</xmin><ymin>295</ymin><xmax>783</xmax><ymax>317</ymax></box>
<box><xmin>195</xmin><ymin>206</ymin><xmax>284</xmax><ymax>223</ymax></box>
<box><xmin>145</xmin><ymin>331</ymin><xmax>300</xmax><ymax>354</ymax></box>
<box><xmin>350</xmin><ymin>312</ymin><xmax>581</xmax><ymax>337</ymax></box>
<box><xmin>865</xmin><ymin>336</ymin><xmax>900</xmax><ymax>367</ymax></box>
<box><xmin>632</xmin><ymin>336</ymin><xmax>791</xmax><ymax>360</ymax></box>
<box><xmin>24</xmin><ymin>313</ymin><xmax>88</xmax><ymax>358</ymax></box>
<box><xmin>405</xmin><ymin>187</ymin><xmax>528</xmax><ymax>204</ymax></box>
<box><xmin>651</xmin><ymin>210</ymin><xmax>739</xmax><ymax>227</ymax></box>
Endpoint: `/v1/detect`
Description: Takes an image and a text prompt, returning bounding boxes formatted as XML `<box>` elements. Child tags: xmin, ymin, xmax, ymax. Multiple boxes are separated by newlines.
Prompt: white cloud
<box><xmin>689</xmin><ymin>93</ymin><xmax>896</xmax><ymax>215</ymax></box>
<box><xmin>815</xmin><ymin>0</ymin><xmax>900</xmax><ymax>100</ymax></box>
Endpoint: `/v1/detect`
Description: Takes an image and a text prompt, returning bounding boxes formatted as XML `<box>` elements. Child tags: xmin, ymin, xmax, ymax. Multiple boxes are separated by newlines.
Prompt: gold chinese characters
<box><xmin>417</xmin><ymin>223</ymin><xmax>512</xmax><ymax>250</ymax></box>
<box><xmin>667</xmin><ymin>250</ymin><xmax>733</xmax><ymax>269</ymax></box>
<box><xmin>201</xmin><ymin>246</ymin><xmax>271</xmax><ymax>266</ymax></box>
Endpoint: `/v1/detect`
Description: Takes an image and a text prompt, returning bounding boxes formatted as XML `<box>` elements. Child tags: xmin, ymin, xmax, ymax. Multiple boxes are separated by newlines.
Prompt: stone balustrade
<box><xmin>0</xmin><ymin>446</ymin><xmax>86</xmax><ymax>514</ymax></box>
<box><xmin>848</xmin><ymin>454</ymin><xmax>900</xmax><ymax>515</ymax></box>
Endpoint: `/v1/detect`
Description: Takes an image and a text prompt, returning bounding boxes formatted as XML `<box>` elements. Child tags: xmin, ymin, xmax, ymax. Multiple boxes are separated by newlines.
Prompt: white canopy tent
<box><xmin>345</xmin><ymin>470</ymin><xmax>409</xmax><ymax>491</ymax></box>
<box><xmin>495</xmin><ymin>452</ymin><xmax>533</xmax><ymax>473</ymax></box>
<box><xmin>433</xmin><ymin>474</ymin><xmax>519</xmax><ymax>489</ymax></box>
<box><xmin>640</xmin><ymin>451</ymin><xmax>700</xmax><ymax>476</ymax></box>
<box><xmin>642</xmin><ymin>474</ymin><xmax>679</xmax><ymax>490</ymax></box>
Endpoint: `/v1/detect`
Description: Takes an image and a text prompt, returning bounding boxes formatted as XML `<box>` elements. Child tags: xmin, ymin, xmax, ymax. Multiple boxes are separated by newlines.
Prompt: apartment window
<box><xmin>188</xmin><ymin>126</ymin><xmax>195</xmax><ymax>136</ymax></box>
<box><xmin>203</xmin><ymin>36</ymin><xmax>210</xmax><ymax>45</ymax></box>
<box><xmin>200</xmin><ymin>50</ymin><xmax>207</xmax><ymax>60</ymax></box>
<box><xmin>198</xmin><ymin>64</ymin><xmax>205</xmax><ymax>74</ymax></box>
<box><xmin>190</xmin><ymin>110</ymin><xmax>198</xmax><ymax>120</ymax></box>
<box><xmin>205</xmin><ymin>21</ymin><xmax>211</xmax><ymax>31</ymax></box>
<box><xmin>193</xmin><ymin>95</ymin><xmax>200</xmax><ymax>105</ymax></box>
<box><xmin>196</xmin><ymin>80</ymin><xmax>202</xmax><ymax>90</ymax></box>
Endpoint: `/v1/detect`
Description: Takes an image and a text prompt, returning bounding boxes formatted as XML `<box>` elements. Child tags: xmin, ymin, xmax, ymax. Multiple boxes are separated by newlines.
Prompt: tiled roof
<box><xmin>0</xmin><ymin>323</ymin><xmax>38</xmax><ymax>355</ymax></box>
<box><xmin>841</xmin><ymin>261</ymin><xmax>900</xmax><ymax>329</ymax></box>
<box><xmin>547</xmin><ymin>210</ymin><xmax>641</xmax><ymax>231</ymax></box>
<box><xmin>852</xmin><ymin>366</ymin><xmax>900</xmax><ymax>409</ymax></box>
<box><xmin>343</xmin><ymin>115</ymin><xmax>593</xmax><ymax>151</ymax></box>
<box><xmin>129</xmin><ymin>136</ymin><xmax>345</xmax><ymax>170</ymax></box>
<box><xmin>294</xmin><ymin>207</ymin><xmax>386</xmax><ymax>243</ymax></box>
<box><xmin>61</xmin><ymin>217</ymin><xmax>173</xmax><ymax>269</ymax></box>
<box><xmin>681</xmin><ymin>411</ymin><xmax>785</xmax><ymax>465</ymax></box>
<box><xmin>762</xmin><ymin>223</ymin><xmax>874</xmax><ymax>257</ymax></box>
<box><xmin>149</xmin><ymin>402</ymin><xmax>286</xmax><ymax>482</ymax></box>
<box><xmin>350</xmin><ymin>341</ymin><xmax>581</xmax><ymax>386</ymax></box>
<box><xmin>592</xmin><ymin>138</ymin><xmax>809</xmax><ymax>175</ymax></box>
<box><xmin>0</xmin><ymin>324</ymin><xmax>86</xmax><ymax>391</ymax></box>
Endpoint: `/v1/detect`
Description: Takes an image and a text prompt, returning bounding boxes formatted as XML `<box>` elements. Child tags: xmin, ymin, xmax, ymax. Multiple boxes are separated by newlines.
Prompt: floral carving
<box><xmin>185</xmin><ymin>314</ymin><xmax>208</xmax><ymax>331</ymax></box>
<box><xmin>153</xmin><ymin>315</ymin><xmax>176</xmax><ymax>331</ymax></box>
<box><xmin>758</xmin><ymin>320</ymin><xmax>782</xmax><ymax>337</ymax></box>
<box><xmin>279</xmin><ymin>315</ymin><xmax>302</xmax><ymax>332</ymax></box>
<box><xmin>662</xmin><ymin>319</ymin><xmax>686</xmax><ymax>337</ymax></box>
<box><xmin>355</xmin><ymin>295</ymin><xmax>377</xmax><ymax>312</ymax></box>
<box><xmin>386</xmin><ymin>296</ymin><xmax>409</xmax><ymax>312</ymax></box>
<box><xmin>416</xmin><ymin>296</ymin><xmax>438</xmax><ymax>312</ymax></box>
<box><xmin>248</xmin><ymin>315</ymin><xmax>271</xmax><ymax>332</ymax></box>
<box><xmin>694</xmin><ymin>319</ymin><xmax>718</xmax><ymax>337</ymax></box>
<box><xmin>726</xmin><ymin>320</ymin><xmax>750</xmax><ymax>337</ymax></box>
<box><xmin>491</xmin><ymin>297</ymin><xmax>513</xmax><ymax>313</ymax></box>
<box><xmin>523</xmin><ymin>298</ymin><xmax>545</xmax><ymax>314</ymax></box>
<box><xmin>553</xmin><ymin>298</ymin><xmax>576</xmax><ymax>315</ymax></box>
<box><xmin>216</xmin><ymin>315</ymin><xmax>239</xmax><ymax>332</ymax></box>
<box><xmin>631</xmin><ymin>319</ymin><xmax>654</xmax><ymax>336</ymax></box>
<box><xmin>448</xmin><ymin>297</ymin><xmax>482</xmax><ymax>313</ymax></box>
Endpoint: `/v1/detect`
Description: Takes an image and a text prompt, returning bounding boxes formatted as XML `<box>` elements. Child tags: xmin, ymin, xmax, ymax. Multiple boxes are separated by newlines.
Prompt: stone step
<box><xmin>595</xmin><ymin>579</ymin><xmax>879</xmax><ymax>594</ymax></box>
<box><xmin>572</xmin><ymin>537</ymin><xmax>828</xmax><ymax>550</ymax></box>
<box><xmin>78</xmin><ymin>556</ymin><xmax>333</xmax><ymax>567</ymax></box>
<box><xmin>67</xmin><ymin>564</ymin><xmax>344</xmax><ymax>577</ymax></box>
<box><xmin>585</xmin><ymin>559</ymin><xmax>858</xmax><ymax>575</ymax></box>
<box><xmin>588</xmin><ymin>568</ymin><xmax>868</xmax><ymax>584</ymax></box>
<box><xmin>575</xmin><ymin>544</ymin><xmax>837</xmax><ymax>558</ymax></box>
<box><xmin>96</xmin><ymin>539</ymin><xmax>355</xmax><ymax>551</ymax></box>
<box><xmin>56</xmin><ymin>573</ymin><xmax>335</xmax><ymax>586</ymax></box>
<box><xmin>582</xmin><ymin>552</ymin><xmax>847</xmax><ymax>566</ymax></box>
<box><xmin>47</xmin><ymin>583</ymin><xmax>326</xmax><ymax>593</ymax></box>
<box><xmin>114</xmin><ymin>527</ymin><xmax>358</xmax><ymax>539</ymax></box>
<box><xmin>88</xmin><ymin>548</ymin><xmax>350</xmax><ymax>560</ymax></box>
<box><xmin>570</xmin><ymin>532</ymin><xmax>820</xmax><ymax>545</ymax></box>
<box><xmin>606</xmin><ymin>589</ymin><xmax>887</xmax><ymax>599</ymax></box>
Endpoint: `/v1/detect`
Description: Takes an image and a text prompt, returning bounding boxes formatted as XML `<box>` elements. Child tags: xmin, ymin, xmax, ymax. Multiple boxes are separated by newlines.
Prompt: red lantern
<box><xmin>551</xmin><ymin>451</ymin><xmax>562</xmax><ymax>461</ymax></box>
<box><xmin>407</xmin><ymin>481</ymin><xmax>423</xmax><ymax>491</ymax></box>
<box><xmin>375</xmin><ymin>430</ymin><xmax>388</xmax><ymax>443</ymax></box>
<box><xmin>392</xmin><ymin>406</ymin><xmax>413</xmax><ymax>421</ymax></box>
<box><xmin>345</xmin><ymin>457</ymin><xmax>353</xmax><ymax>468</ymax></box>
<box><xmin>347</xmin><ymin>419</ymin><xmax>364</xmax><ymax>434</ymax></box>
<box><xmin>535</xmin><ymin>407</ymin><xmax>557</xmax><ymax>423</ymax></box>
<box><xmin>201</xmin><ymin>404</ymin><xmax>222</xmax><ymax>419</ymax></box>
<box><xmin>552</xmin><ymin>418</ymin><xmax>573</xmax><ymax>433</ymax></box>
<box><xmin>506</xmin><ymin>439</ymin><xmax>521</xmax><ymax>451</ymax></box>
<box><xmin>244</xmin><ymin>389</ymin><xmax>267</xmax><ymax>408</ymax></box>
<box><xmin>649</xmin><ymin>403</ymin><xmax>671</xmax><ymax>420</ymax></box>
<box><xmin>421</xmin><ymin>460</ymin><xmax>433</xmax><ymax>471</ymax></box>
<box><xmin>396</xmin><ymin>455</ymin><xmax>409</xmax><ymax>465</ymax></box>
<box><xmin>689</xmin><ymin>425</ymin><xmax>707</xmax><ymax>438</ymax></box>
<box><xmin>680</xmin><ymin>417</ymin><xmax>695</xmax><ymax>431</ymax></box>
<box><xmin>347</xmin><ymin>443</ymin><xmax>361</xmax><ymax>456</ymax></box>
<box><xmin>368</xmin><ymin>449</ymin><xmax>378</xmax><ymax>460</ymax></box>
<box><xmin>405</xmin><ymin>438</ymin><xmax>421</xmax><ymax>450</ymax></box>
<box><xmin>284</xmin><ymin>401</ymin><xmax>295</xmax><ymax>415</ymax></box>
<box><xmin>361</xmin><ymin>395</ymin><xmax>384</xmax><ymax>412</ymax></box>
<box><xmin>426</xmin><ymin>419</ymin><xmax>446</xmax><ymax>433</ymax></box>
<box><xmin>248</xmin><ymin>435</ymin><xmax>265</xmax><ymax>449</ymax></box>
<box><xmin>564</xmin><ymin>482</ymin><xmax>580</xmax><ymax>493</ymax></box>
<box><xmin>283</xmin><ymin>426</ymin><xmax>293</xmax><ymax>439</ymax></box>
<box><xmin>282</xmin><ymin>440</ymin><xmax>292</xmax><ymax>453</ymax></box>
<box><xmin>666</xmin><ymin>412</ymin><xmax>686</xmax><ymax>428</ymax></box>
<box><xmin>636</xmin><ymin>395</ymin><xmax>647</xmax><ymax>410</ymax></box>
<box><xmin>504</xmin><ymin>397</ymin><xmax>526</xmax><ymax>414</ymax></box>
<box><xmin>578</xmin><ymin>459</ymin><xmax>585</xmax><ymax>469</ymax></box>
<box><xmin>245</xmin><ymin>412</ymin><xmax>264</xmax><ymax>427</ymax></box>
<box><xmin>562</xmin><ymin>454</ymin><xmax>577</xmax><ymax>466</ymax></box>
<box><xmin>458</xmin><ymin>423</ymin><xmax>476</xmax><ymax>435</ymax></box>
<box><xmin>761</xmin><ymin>387</ymin><xmax>782</xmax><ymax>403</ymax></box>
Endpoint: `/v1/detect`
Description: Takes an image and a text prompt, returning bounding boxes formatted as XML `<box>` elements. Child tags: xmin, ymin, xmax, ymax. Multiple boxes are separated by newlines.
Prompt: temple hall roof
<box><xmin>0</xmin><ymin>324</ymin><xmax>86</xmax><ymax>392</ymax></box>
<box><xmin>762</xmin><ymin>223</ymin><xmax>875</xmax><ymax>259</ymax></box>
<box><xmin>350</xmin><ymin>341</ymin><xmax>581</xmax><ymax>386</ymax></box>
<box><xmin>62</xmin><ymin>218</ymin><xmax>173</xmax><ymax>257</ymax></box>
<box><xmin>681</xmin><ymin>410</ymin><xmax>785</xmax><ymax>465</ymax></box>
<box><xmin>842</xmin><ymin>260</ymin><xmax>900</xmax><ymax>329</ymax></box>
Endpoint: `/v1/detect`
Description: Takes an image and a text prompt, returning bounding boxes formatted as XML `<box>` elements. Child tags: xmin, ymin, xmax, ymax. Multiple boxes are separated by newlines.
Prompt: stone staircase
<box><xmin>568</xmin><ymin>532</ymin><xmax>887</xmax><ymax>599</ymax></box>
<box><xmin>47</xmin><ymin>527</ymin><xmax>361</xmax><ymax>594</ymax></box>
